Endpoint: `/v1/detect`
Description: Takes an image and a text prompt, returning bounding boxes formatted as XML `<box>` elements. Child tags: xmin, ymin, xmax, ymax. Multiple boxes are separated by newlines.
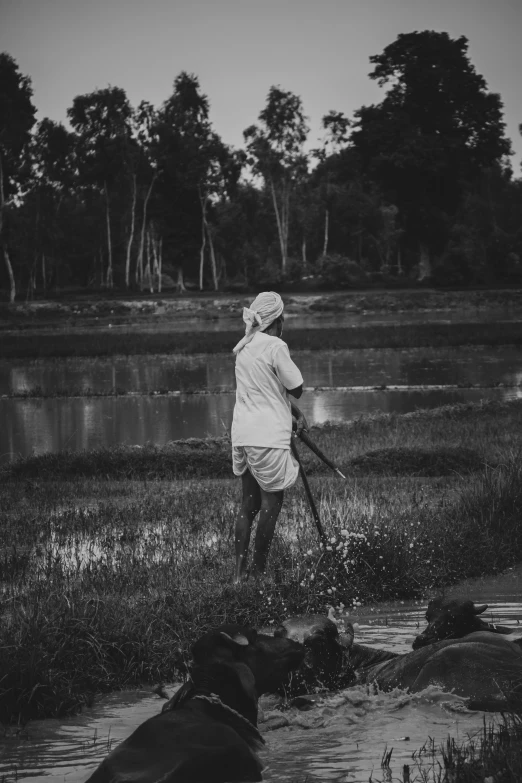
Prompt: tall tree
<box><xmin>313</xmin><ymin>111</ymin><xmax>351</xmax><ymax>258</ymax></box>
<box><xmin>151</xmin><ymin>72</ymin><xmax>235</xmax><ymax>291</ymax></box>
<box><xmin>68</xmin><ymin>86</ymin><xmax>133</xmax><ymax>287</ymax></box>
<box><xmin>24</xmin><ymin>118</ymin><xmax>76</xmax><ymax>293</ymax></box>
<box><xmin>0</xmin><ymin>53</ymin><xmax>37</xmax><ymax>302</ymax></box>
<box><xmin>132</xmin><ymin>100</ymin><xmax>160</xmax><ymax>290</ymax></box>
<box><xmin>351</xmin><ymin>31</ymin><xmax>512</xmax><ymax>277</ymax></box>
<box><xmin>244</xmin><ymin>86</ymin><xmax>309</xmax><ymax>273</ymax></box>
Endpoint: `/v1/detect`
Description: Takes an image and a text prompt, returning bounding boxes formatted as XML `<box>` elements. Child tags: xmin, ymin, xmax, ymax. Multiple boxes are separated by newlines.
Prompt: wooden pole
<box><xmin>298</xmin><ymin>430</ymin><xmax>346</xmax><ymax>479</ymax></box>
<box><xmin>290</xmin><ymin>437</ymin><xmax>327</xmax><ymax>546</ymax></box>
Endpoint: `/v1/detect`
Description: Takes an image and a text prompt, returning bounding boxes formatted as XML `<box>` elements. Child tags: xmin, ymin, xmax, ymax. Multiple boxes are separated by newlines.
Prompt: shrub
<box><xmin>319</xmin><ymin>254</ymin><xmax>367</xmax><ymax>287</ymax></box>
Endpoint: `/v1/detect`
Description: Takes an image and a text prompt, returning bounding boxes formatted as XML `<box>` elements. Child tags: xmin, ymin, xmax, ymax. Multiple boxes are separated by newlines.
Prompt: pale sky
<box><xmin>1</xmin><ymin>0</ymin><xmax>521</xmax><ymax>171</ymax></box>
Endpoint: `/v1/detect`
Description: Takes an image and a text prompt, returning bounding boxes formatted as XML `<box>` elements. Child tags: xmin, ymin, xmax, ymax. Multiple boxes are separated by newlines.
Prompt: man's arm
<box><xmin>290</xmin><ymin>398</ymin><xmax>309</xmax><ymax>434</ymax></box>
<box><xmin>287</xmin><ymin>384</ymin><xmax>303</xmax><ymax>399</ymax></box>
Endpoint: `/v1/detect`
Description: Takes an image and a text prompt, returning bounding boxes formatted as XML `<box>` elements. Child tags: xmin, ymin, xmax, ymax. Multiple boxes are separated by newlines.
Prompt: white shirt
<box><xmin>231</xmin><ymin>332</ymin><xmax>304</xmax><ymax>449</ymax></box>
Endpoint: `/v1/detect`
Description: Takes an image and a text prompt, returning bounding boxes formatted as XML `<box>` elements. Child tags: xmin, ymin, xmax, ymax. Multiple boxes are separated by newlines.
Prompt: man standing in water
<box><xmin>232</xmin><ymin>291</ymin><xmax>307</xmax><ymax>583</ymax></box>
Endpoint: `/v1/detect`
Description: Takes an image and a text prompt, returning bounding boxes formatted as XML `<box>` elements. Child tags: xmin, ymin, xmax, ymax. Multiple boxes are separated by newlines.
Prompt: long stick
<box><xmin>298</xmin><ymin>430</ymin><xmax>346</xmax><ymax>479</ymax></box>
<box><xmin>291</xmin><ymin>438</ymin><xmax>327</xmax><ymax>546</ymax></box>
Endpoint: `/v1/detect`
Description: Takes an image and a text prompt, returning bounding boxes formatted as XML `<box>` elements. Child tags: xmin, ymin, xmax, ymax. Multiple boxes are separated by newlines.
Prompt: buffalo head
<box><xmin>412</xmin><ymin>598</ymin><xmax>511</xmax><ymax>649</ymax></box>
<box><xmin>274</xmin><ymin>614</ymin><xmax>355</xmax><ymax>694</ymax></box>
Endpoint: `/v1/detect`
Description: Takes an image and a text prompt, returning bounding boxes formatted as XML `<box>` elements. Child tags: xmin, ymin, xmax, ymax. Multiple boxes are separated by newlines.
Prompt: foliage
<box><xmin>244</xmin><ymin>86</ymin><xmax>309</xmax><ymax>272</ymax></box>
<box><xmin>0</xmin><ymin>52</ymin><xmax>37</xmax><ymax>301</ymax></box>
<box><xmin>1</xmin><ymin>37</ymin><xmax>522</xmax><ymax>299</ymax></box>
<box><xmin>350</xmin><ymin>31</ymin><xmax>513</xmax><ymax>276</ymax></box>
<box><xmin>319</xmin><ymin>253</ymin><xmax>367</xmax><ymax>287</ymax></box>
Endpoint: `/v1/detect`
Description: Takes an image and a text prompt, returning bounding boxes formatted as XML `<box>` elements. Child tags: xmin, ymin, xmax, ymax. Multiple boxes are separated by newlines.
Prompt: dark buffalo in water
<box><xmin>86</xmin><ymin>624</ymin><xmax>305</xmax><ymax>783</ymax></box>
<box><xmin>272</xmin><ymin>614</ymin><xmax>355</xmax><ymax>695</ymax></box>
<box><xmin>280</xmin><ymin>601</ymin><xmax>522</xmax><ymax>711</ymax></box>
<box><xmin>412</xmin><ymin>597</ymin><xmax>513</xmax><ymax>649</ymax></box>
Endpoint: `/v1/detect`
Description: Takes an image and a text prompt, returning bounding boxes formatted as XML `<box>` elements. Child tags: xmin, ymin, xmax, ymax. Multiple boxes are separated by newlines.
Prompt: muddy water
<box><xmin>2</xmin><ymin>387</ymin><xmax>520</xmax><ymax>462</ymax></box>
<box><xmin>1</xmin><ymin>568</ymin><xmax>521</xmax><ymax>783</ymax></box>
<box><xmin>1</xmin><ymin>346</ymin><xmax>522</xmax><ymax>462</ymax></box>
<box><xmin>2</xmin><ymin>346</ymin><xmax>522</xmax><ymax>395</ymax></box>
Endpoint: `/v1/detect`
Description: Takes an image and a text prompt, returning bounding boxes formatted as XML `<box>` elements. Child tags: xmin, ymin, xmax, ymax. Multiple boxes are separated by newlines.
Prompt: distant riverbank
<box><xmin>2</xmin><ymin>320</ymin><xmax>522</xmax><ymax>359</ymax></box>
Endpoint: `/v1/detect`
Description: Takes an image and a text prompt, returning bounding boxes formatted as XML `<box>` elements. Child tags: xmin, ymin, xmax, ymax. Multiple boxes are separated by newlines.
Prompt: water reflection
<box><xmin>1</xmin><ymin>388</ymin><xmax>519</xmax><ymax>463</ymax></box>
<box><xmin>2</xmin><ymin>346</ymin><xmax>522</xmax><ymax>395</ymax></box>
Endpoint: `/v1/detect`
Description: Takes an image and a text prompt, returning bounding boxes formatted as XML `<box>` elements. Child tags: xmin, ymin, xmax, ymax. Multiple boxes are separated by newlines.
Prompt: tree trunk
<box><xmin>199</xmin><ymin>193</ymin><xmax>207</xmax><ymax>291</ymax></box>
<box><xmin>174</xmin><ymin>266</ymin><xmax>187</xmax><ymax>293</ymax></box>
<box><xmin>104</xmin><ymin>182</ymin><xmax>113</xmax><ymax>288</ymax></box>
<box><xmin>136</xmin><ymin>173</ymin><xmax>157</xmax><ymax>289</ymax></box>
<box><xmin>396</xmin><ymin>247</ymin><xmax>403</xmax><ymax>276</ymax></box>
<box><xmin>270</xmin><ymin>178</ymin><xmax>286</xmax><ymax>272</ymax></box>
<box><xmin>0</xmin><ymin>152</ymin><xmax>5</xmax><ymax>239</ymax></box>
<box><xmin>322</xmin><ymin>209</ymin><xmax>329</xmax><ymax>257</ymax></box>
<box><xmin>200</xmin><ymin>191</ymin><xmax>218</xmax><ymax>291</ymax></box>
<box><xmin>282</xmin><ymin>184</ymin><xmax>290</xmax><ymax>270</ymax></box>
<box><xmin>3</xmin><ymin>247</ymin><xmax>16</xmax><ymax>303</ymax></box>
<box><xmin>207</xmin><ymin>222</ymin><xmax>218</xmax><ymax>291</ymax></box>
<box><xmin>151</xmin><ymin>230</ymin><xmax>159</xmax><ymax>292</ymax></box>
<box><xmin>125</xmin><ymin>173</ymin><xmax>137</xmax><ymax>288</ymax></box>
<box><xmin>0</xmin><ymin>154</ymin><xmax>15</xmax><ymax>303</ymax></box>
<box><xmin>157</xmin><ymin>238</ymin><xmax>163</xmax><ymax>293</ymax></box>
<box><xmin>33</xmin><ymin>199</ymin><xmax>40</xmax><ymax>297</ymax></box>
<box><xmin>145</xmin><ymin>230</ymin><xmax>153</xmax><ymax>293</ymax></box>
<box><xmin>42</xmin><ymin>253</ymin><xmax>46</xmax><ymax>295</ymax></box>
<box><xmin>418</xmin><ymin>242</ymin><xmax>431</xmax><ymax>280</ymax></box>
<box><xmin>302</xmin><ymin>236</ymin><xmax>307</xmax><ymax>269</ymax></box>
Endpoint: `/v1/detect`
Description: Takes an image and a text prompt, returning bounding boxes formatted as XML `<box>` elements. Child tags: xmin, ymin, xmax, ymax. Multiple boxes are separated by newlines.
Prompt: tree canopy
<box><xmin>1</xmin><ymin>32</ymin><xmax>521</xmax><ymax>301</ymax></box>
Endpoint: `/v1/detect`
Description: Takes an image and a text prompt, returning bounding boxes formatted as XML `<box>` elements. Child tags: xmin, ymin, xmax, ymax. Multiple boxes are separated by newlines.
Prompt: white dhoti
<box><xmin>232</xmin><ymin>446</ymin><xmax>299</xmax><ymax>492</ymax></box>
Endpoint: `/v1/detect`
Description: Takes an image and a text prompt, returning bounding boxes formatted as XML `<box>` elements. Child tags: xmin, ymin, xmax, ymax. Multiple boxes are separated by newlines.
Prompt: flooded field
<box><xmin>1</xmin><ymin>345</ymin><xmax>521</xmax><ymax>462</ymax></box>
<box><xmin>1</xmin><ymin>566</ymin><xmax>521</xmax><ymax>783</ymax></box>
<box><xmin>2</xmin><ymin>345</ymin><xmax>522</xmax><ymax>395</ymax></box>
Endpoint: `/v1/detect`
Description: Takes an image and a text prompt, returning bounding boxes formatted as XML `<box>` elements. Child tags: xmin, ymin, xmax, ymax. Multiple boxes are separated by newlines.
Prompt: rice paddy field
<box><xmin>1</xmin><ymin>399</ymin><xmax>522</xmax><ymax>727</ymax></box>
<box><xmin>2</xmin><ymin>289</ymin><xmax>522</xmax><ymax>781</ymax></box>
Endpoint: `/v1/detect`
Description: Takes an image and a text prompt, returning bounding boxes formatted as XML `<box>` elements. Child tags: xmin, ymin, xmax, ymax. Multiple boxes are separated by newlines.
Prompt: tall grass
<box><xmin>373</xmin><ymin>716</ymin><xmax>522</xmax><ymax>782</ymax></box>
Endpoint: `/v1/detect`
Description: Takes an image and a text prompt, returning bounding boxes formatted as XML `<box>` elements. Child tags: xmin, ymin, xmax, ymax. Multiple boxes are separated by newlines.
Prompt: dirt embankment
<box><xmin>2</xmin><ymin>288</ymin><xmax>522</xmax><ymax>328</ymax></box>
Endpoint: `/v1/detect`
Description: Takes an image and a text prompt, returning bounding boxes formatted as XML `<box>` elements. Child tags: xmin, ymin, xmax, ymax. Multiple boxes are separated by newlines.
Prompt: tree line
<box><xmin>1</xmin><ymin>30</ymin><xmax>521</xmax><ymax>303</ymax></box>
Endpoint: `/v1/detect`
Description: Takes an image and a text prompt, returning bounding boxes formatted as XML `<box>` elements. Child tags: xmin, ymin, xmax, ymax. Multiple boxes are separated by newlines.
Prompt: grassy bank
<box><xmin>1</xmin><ymin>400</ymin><xmax>522</xmax><ymax>723</ymax></box>
<box><xmin>376</xmin><ymin>716</ymin><xmax>522</xmax><ymax>782</ymax></box>
<box><xmin>2</xmin><ymin>321</ymin><xmax>522</xmax><ymax>359</ymax></box>
<box><xmin>2</xmin><ymin>287</ymin><xmax>522</xmax><ymax>324</ymax></box>
<box><xmin>3</xmin><ymin>398</ymin><xmax>521</xmax><ymax>481</ymax></box>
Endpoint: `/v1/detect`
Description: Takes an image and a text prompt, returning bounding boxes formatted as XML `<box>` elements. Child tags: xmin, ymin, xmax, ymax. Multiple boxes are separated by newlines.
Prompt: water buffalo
<box><xmin>412</xmin><ymin>597</ymin><xmax>514</xmax><ymax>649</ymax></box>
<box><xmin>272</xmin><ymin>614</ymin><xmax>355</xmax><ymax>695</ymax></box>
<box><xmin>280</xmin><ymin>604</ymin><xmax>522</xmax><ymax>711</ymax></box>
<box><xmin>86</xmin><ymin>624</ymin><xmax>305</xmax><ymax>783</ymax></box>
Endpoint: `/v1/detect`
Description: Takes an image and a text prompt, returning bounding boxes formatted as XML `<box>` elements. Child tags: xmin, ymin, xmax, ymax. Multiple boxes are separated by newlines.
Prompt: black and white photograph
<box><xmin>1</xmin><ymin>0</ymin><xmax>522</xmax><ymax>780</ymax></box>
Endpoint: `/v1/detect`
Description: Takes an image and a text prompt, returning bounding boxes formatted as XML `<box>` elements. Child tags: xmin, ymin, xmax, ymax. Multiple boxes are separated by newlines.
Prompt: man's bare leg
<box><xmin>250</xmin><ymin>489</ymin><xmax>284</xmax><ymax>579</ymax></box>
<box><xmin>234</xmin><ymin>470</ymin><xmax>261</xmax><ymax>583</ymax></box>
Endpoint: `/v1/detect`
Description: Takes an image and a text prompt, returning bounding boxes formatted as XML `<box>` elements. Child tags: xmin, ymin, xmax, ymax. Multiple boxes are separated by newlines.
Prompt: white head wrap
<box><xmin>232</xmin><ymin>291</ymin><xmax>284</xmax><ymax>354</ymax></box>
